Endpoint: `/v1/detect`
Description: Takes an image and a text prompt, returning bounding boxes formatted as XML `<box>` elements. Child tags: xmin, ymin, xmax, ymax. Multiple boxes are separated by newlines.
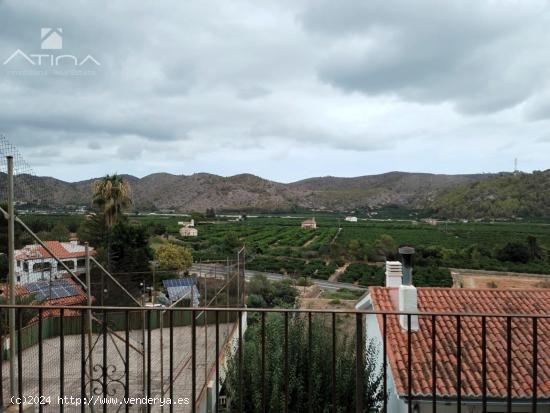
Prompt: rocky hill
<box><xmin>1</xmin><ymin>171</ymin><xmax>502</xmax><ymax>213</ymax></box>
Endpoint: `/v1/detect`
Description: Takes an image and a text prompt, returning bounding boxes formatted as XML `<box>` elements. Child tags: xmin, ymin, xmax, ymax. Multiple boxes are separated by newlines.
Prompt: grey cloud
<box><xmin>302</xmin><ymin>0</ymin><xmax>549</xmax><ymax>114</ymax></box>
<box><xmin>1</xmin><ymin>0</ymin><xmax>549</xmax><ymax>181</ymax></box>
<box><xmin>117</xmin><ymin>144</ymin><xmax>142</xmax><ymax>160</ymax></box>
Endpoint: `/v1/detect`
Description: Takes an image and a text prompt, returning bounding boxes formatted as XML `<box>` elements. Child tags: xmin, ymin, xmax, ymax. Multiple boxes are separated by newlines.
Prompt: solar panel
<box><xmin>162</xmin><ymin>278</ymin><xmax>196</xmax><ymax>289</ymax></box>
<box><xmin>24</xmin><ymin>279</ymin><xmax>79</xmax><ymax>301</ymax></box>
<box><xmin>162</xmin><ymin>278</ymin><xmax>200</xmax><ymax>304</ymax></box>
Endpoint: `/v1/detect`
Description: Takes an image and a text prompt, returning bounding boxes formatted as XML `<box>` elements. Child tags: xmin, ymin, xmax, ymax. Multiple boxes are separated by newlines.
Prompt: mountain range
<box><xmin>2</xmin><ymin>171</ymin><xmax>504</xmax><ymax>214</ymax></box>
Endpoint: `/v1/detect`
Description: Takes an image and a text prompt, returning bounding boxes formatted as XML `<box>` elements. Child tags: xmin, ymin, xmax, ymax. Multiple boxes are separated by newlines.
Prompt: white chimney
<box><xmin>399</xmin><ymin>285</ymin><xmax>419</xmax><ymax>331</ymax></box>
<box><xmin>385</xmin><ymin>261</ymin><xmax>402</xmax><ymax>287</ymax></box>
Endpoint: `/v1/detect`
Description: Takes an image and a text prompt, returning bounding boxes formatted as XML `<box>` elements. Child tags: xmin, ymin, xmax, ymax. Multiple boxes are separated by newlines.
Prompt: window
<box><xmin>33</xmin><ymin>262</ymin><xmax>52</xmax><ymax>272</ymax></box>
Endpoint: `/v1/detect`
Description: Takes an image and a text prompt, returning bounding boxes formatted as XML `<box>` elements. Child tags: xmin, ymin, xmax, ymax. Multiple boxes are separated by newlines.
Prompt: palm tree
<box><xmin>91</xmin><ymin>174</ymin><xmax>132</xmax><ymax>229</ymax></box>
<box><xmin>91</xmin><ymin>174</ymin><xmax>132</xmax><ymax>273</ymax></box>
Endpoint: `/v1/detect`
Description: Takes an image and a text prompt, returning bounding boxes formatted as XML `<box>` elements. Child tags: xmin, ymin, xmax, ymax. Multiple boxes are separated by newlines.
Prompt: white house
<box><xmin>14</xmin><ymin>240</ymin><xmax>95</xmax><ymax>284</ymax></box>
<box><xmin>180</xmin><ymin>226</ymin><xmax>198</xmax><ymax>237</ymax></box>
<box><xmin>356</xmin><ymin>260</ymin><xmax>550</xmax><ymax>413</ymax></box>
<box><xmin>301</xmin><ymin>218</ymin><xmax>317</xmax><ymax>229</ymax></box>
<box><xmin>178</xmin><ymin>219</ymin><xmax>195</xmax><ymax>227</ymax></box>
<box><xmin>345</xmin><ymin>216</ymin><xmax>358</xmax><ymax>222</ymax></box>
<box><xmin>179</xmin><ymin>219</ymin><xmax>198</xmax><ymax>236</ymax></box>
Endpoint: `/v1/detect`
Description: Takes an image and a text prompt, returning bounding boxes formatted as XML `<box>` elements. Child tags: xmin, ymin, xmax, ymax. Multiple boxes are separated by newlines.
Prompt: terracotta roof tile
<box><xmin>15</xmin><ymin>241</ymin><xmax>95</xmax><ymax>260</ymax></box>
<box><xmin>369</xmin><ymin>287</ymin><xmax>550</xmax><ymax>400</ymax></box>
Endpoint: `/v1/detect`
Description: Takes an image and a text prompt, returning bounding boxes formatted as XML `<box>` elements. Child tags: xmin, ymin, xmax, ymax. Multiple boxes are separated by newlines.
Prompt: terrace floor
<box><xmin>1</xmin><ymin>321</ymin><xmax>236</xmax><ymax>412</ymax></box>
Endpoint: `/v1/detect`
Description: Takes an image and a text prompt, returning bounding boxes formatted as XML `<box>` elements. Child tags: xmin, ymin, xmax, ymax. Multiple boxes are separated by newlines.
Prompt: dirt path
<box><xmin>329</xmin><ymin>262</ymin><xmax>349</xmax><ymax>282</ymax></box>
<box><xmin>453</xmin><ymin>272</ymin><xmax>550</xmax><ymax>289</ymax></box>
<box><xmin>303</xmin><ymin>234</ymin><xmax>319</xmax><ymax>247</ymax></box>
<box><xmin>330</xmin><ymin>227</ymin><xmax>342</xmax><ymax>244</ymax></box>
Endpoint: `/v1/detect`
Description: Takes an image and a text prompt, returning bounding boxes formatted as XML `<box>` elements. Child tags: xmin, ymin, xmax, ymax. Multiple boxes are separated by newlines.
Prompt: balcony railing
<box><xmin>0</xmin><ymin>305</ymin><xmax>548</xmax><ymax>412</ymax></box>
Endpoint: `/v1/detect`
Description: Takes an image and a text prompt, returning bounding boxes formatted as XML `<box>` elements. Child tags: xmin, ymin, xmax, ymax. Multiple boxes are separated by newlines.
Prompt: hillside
<box><xmin>1</xmin><ymin>171</ymin><xmax>503</xmax><ymax>213</ymax></box>
<box><xmin>431</xmin><ymin>170</ymin><xmax>550</xmax><ymax>219</ymax></box>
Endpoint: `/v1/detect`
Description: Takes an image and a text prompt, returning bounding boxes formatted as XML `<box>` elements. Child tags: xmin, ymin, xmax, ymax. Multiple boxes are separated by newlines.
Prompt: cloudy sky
<box><xmin>1</xmin><ymin>0</ymin><xmax>550</xmax><ymax>182</ymax></box>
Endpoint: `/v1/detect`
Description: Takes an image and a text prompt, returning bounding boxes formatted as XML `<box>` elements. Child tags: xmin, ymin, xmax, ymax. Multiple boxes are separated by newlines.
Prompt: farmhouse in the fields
<box><xmin>345</xmin><ymin>216</ymin><xmax>358</xmax><ymax>222</ymax></box>
<box><xmin>179</xmin><ymin>219</ymin><xmax>198</xmax><ymax>237</ymax></box>
<box><xmin>356</xmin><ymin>258</ymin><xmax>550</xmax><ymax>413</ymax></box>
<box><xmin>178</xmin><ymin>219</ymin><xmax>195</xmax><ymax>227</ymax></box>
<box><xmin>301</xmin><ymin>218</ymin><xmax>317</xmax><ymax>229</ymax></box>
<box><xmin>14</xmin><ymin>240</ymin><xmax>95</xmax><ymax>284</ymax></box>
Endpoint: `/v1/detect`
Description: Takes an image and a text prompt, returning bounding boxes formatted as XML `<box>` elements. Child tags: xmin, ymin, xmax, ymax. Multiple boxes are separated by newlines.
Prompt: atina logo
<box><xmin>3</xmin><ymin>28</ymin><xmax>101</xmax><ymax>71</ymax></box>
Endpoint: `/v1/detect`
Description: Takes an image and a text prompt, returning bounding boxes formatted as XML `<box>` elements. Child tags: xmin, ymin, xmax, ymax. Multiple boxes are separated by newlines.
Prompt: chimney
<box><xmin>399</xmin><ymin>246</ymin><xmax>415</xmax><ymax>285</ymax></box>
<box><xmin>398</xmin><ymin>246</ymin><xmax>418</xmax><ymax>331</ymax></box>
<box><xmin>385</xmin><ymin>261</ymin><xmax>402</xmax><ymax>287</ymax></box>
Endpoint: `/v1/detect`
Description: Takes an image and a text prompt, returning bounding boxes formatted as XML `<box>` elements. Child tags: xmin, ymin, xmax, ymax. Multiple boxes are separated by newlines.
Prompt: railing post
<box><xmin>355</xmin><ymin>313</ymin><xmax>364</xmax><ymax>413</ymax></box>
<box><xmin>7</xmin><ymin>156</ymin><xmax>16</xmax><ymax>401</ymax></box>
<box><xmin>85</xmin><ymin>242</ymin><xmax>95</xmax><ymax>408</ymax></box>
<box><xmin>17</xmin><ymin>309</ymin><xmax>22</xmax><ymax>413</ymax></box>
<box><xmin>456</xmin><ymin>316</ymin><xmax>461</xmax><ymax>413</ymax></box>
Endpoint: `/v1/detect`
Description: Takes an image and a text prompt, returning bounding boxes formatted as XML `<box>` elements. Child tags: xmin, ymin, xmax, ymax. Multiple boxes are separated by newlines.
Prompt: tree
<box><xmin>347</xmin><ymin>239</ymin><xmax>363</xmax><ymax>260</ymax></box>
<box><xmin>109</xmin><ymin>219</ymin><xmax>153</xmax><ymax>272</ymax></box>
<box><xmin>527</xmin><ymin>236</ymin><xmax>544</xmax><ymax>261</ymax></box>
<box><xmin>0</xmin><ymin>294</ymin><xmax>37</xmax><ymax>335</ymax></box>
<box><xmin>190</xmin><ymin>211</ymin><xmax>206</xmax><ymax>222</ymax></box>
<box><xmin>49</xmin><ymin>222</ymin><xmax>70</xmax><ymax>241</ymax></box>
<box><xmin>91</xmin><ymin>174</ymin><xmax>132</xmax><ymax>269</ymax></box>
<box><xmin>155</xmin><ymin>243</ymin><xmax>193</xmax><ymax>274</ymax></box>
<box><xmin>91</xmin><ymin>174</ymin><xmax>132</xmax><ymax>229</ymax></box>
<box><xmin>374</xmin><ymin>234</ymin><xmax>397</xmax><ymax>260</ymax></box>
<box><xmin>247</xmin><ymin>274</ymin><xmax>299</xmax><ymax>308</ymax></box>
<box><xmin>224</xmin><ymin>231</ymin><xmax>242</xmax><ymax>252</ymax></box>
<box><xmin>225</xmin><ymin>314</ymin><xmax>383</xmax><ymax>412</ymax></box>
<box><xmin>205</xmin><ymin>208</ymin><xmax>216</xmax><ymax>219</ymax></box>
<box><xmin>497</xmin><ymin>241</ymin><xmax>530</xmax><ymax>263</ymax></box>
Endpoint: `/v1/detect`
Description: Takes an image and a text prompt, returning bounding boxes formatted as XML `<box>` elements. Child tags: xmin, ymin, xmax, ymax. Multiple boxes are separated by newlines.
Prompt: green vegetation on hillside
<box><xmin>432</xmin><ymin>170</ymin><xmax>550</xmax><ymax>219</ymax></box>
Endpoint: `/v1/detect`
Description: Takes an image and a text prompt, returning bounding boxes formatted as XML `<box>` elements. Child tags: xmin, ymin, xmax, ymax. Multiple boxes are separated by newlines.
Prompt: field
<box><xmin>20</xmin><ymin>213</ymin><xmax>550</xmax><ymax>288</ymax></box>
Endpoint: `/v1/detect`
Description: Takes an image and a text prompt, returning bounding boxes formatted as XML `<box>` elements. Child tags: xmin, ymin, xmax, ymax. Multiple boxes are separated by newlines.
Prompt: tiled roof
<box><xmin>15</xmin><ymin>241</ymin><xmax>95</xmax><ymax>260</ymax></box>
<box><xmin>369</xmin><ymin>287</ymin><xmax>550</xmax><ymax>400</ymax></box>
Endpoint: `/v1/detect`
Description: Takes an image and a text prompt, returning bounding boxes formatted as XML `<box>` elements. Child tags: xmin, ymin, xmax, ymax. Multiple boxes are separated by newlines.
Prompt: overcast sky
<box><xmin>1</xmin><ymin>0</ymin><xmax>550</xmax><ymax>182</ymax></box>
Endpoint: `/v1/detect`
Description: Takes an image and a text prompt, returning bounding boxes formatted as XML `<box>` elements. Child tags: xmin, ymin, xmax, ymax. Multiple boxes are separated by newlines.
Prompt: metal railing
<box><xmin>0</xmin><ymin>305</ymin><xmax>548</xmax><ymax>412</ymax></box>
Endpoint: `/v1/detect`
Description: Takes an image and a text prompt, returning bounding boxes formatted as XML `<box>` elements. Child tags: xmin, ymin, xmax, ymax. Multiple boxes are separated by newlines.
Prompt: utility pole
<box><xmin>7</xmin><ymin>156</ymin><xmax>16</xmax><ymax>400</ymax></box>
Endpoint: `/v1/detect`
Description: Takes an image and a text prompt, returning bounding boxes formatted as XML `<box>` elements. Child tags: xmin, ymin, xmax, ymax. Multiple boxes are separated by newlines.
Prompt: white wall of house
<box><xmin>201</xmin><ymin>311</ymin><xmax>248</xmax><ymax>413</ymax></box>
<box><xmin>15</xmin><ymin>257</ymin><xmax>83</xmax><ymax>284</ymax></box>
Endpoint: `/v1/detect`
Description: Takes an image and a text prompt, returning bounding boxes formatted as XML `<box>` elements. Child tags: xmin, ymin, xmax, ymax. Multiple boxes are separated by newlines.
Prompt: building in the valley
<box><xmin>179</xmin><ymin>226</ymin><xmax>198</xmax><ymax>237</ymax></box>
<box><xmin>14</xmin><ymin>240</ymin><xmax>95</xmax><ymax>284</ymax></box>
<box><xmin>178</xmin><ymin>219</ymin><xmax>195</xmax><ymax>227</ymax></box>
<box><xmin>179</xmin><ymin>219</ymin><xmax>198</xmax><ymax>236</ymax></box>
<box><xmin>356</xmin><ymin>255</ymin><xmax>550</xmax><ymax>413</ymax></box>
<box><xmin>301</xmin><ymin>218</ymin><xmax>317</xmax><ymax>229</ymax></box>
<box><xmin>345</xmin><ymin>216</ymin><xmax>358</xmax><ymax>222</ymax></box>
<box><xmin>421</xmin><ymin>218</ymin><xmax>438</xmax><ymax>226</ymax></box>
